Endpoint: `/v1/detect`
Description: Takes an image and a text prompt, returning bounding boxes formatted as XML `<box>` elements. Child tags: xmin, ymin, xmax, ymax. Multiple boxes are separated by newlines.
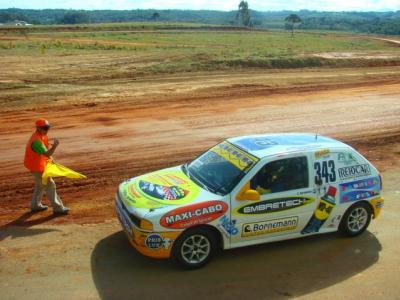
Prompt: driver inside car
<box><xmin>250</xmin><ymin>163</ymin><xmax>285</xmax><ymax>194</ymax></box>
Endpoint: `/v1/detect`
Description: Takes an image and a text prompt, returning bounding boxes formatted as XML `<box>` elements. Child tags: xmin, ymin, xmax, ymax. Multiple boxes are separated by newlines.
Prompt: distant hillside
<box><xmin>0</xmin><ymin>8</ymin><xmax>399</xmax><ymax>35</ymax></box>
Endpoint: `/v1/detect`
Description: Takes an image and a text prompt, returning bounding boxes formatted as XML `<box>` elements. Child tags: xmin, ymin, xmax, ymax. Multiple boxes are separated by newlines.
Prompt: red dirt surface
<box><xmin>1</xmin><ymin>79</ymin><xmax>399</xmax><ymax>226</ymax></box>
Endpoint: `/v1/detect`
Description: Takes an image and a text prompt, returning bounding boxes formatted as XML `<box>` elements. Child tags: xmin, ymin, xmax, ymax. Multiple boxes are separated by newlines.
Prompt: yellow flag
<box><xmin>42</xmin><ymin>161</ymin><xmax>87</xmax><ymax>185</ymax></box>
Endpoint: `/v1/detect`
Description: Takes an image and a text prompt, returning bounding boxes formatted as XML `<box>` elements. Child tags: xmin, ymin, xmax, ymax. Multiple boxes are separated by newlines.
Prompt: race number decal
<box><xmin>314</xmin><ymin>160</ymin><xmax>336</xmax><ymax>184</ymax></box>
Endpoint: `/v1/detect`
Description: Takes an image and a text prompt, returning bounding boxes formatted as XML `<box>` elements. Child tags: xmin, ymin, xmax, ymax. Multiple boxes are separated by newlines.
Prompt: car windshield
<box><xmin>184</xmin><ymin>141</ymin><xmax>259</xmax><ymax>195</ymax></box>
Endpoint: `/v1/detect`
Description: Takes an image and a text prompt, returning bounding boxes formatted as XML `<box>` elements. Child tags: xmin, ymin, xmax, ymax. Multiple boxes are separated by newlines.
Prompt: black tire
<box><xmin>171</xmin><ymin>227</ymin><xmax>217</xmax><ymax>270</ymax></box>
<box><xmin>339</xmin><ymin>202</ymin><xmax>372</xmax><ymax>237</ymax></box>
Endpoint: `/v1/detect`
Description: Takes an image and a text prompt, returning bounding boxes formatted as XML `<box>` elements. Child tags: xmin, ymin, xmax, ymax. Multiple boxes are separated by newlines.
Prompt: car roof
<box><xmin>228</xmin><ymin>133</ymin><xmax>350</xmax><ymax>159</ymax></box>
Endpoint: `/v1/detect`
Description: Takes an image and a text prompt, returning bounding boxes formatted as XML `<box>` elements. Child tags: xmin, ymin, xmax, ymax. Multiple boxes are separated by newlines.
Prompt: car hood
<box><xmin>119</xmin><ymin>166</ymin><xmax>218</xmax><ymax>210</ymax></box>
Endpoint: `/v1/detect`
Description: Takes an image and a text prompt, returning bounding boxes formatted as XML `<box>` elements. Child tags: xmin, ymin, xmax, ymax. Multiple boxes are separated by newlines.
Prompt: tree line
<box><xmin>0</xmin><ymin>7</ymin><xmax>399</xmax><ymax>35</ymax></box>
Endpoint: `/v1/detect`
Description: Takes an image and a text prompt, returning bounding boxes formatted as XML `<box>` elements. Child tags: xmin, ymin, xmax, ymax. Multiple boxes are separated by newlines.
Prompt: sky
<box><xmin>0</xmin><ymin>0</ymin><xmax>399</xmax><ymax>12</ymax></box>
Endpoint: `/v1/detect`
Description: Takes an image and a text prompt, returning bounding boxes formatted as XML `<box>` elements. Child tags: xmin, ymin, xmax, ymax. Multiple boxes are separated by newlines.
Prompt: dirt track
<box><xmin>1</xmin><ymin>67</ymin><xmax>400</xmax><ymax>299</ymax></box>
<box><xmin>0</xmin><ymin>168</ymin><xmax>399</xmax><ymax>300</ymax></box>
<box><xmin>1</xmin><ymin>70</ymin><xmax>400</xmax><ymax>225</ymax></box>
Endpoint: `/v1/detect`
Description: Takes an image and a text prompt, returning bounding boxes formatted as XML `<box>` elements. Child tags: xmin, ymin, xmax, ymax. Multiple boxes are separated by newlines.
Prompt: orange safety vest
<box><xmin>24</xmin><ymin>131</ymin><xmax>49</xmax><ymax>172</ymax></box>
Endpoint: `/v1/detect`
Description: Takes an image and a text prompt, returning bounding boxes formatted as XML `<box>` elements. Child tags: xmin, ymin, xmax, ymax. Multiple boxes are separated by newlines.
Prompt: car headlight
<box><xmin>140</xmin><ymin>219</ymin><xmax>153</xmax><ymax>231</ymax></box>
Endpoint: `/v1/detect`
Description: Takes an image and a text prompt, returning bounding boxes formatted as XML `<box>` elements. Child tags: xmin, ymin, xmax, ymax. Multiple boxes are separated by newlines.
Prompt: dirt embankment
<box><xmin>374</xmin><ymin>37</ymin><xmax>400</xmax><ymax>46</ymax></box>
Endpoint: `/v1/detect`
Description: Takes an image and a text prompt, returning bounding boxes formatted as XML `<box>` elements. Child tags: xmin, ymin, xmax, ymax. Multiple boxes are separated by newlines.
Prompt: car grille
<box><xmin>117</xmin><ymin>190</ymin><xmax>141</xmax><ymax>228</ymax></box>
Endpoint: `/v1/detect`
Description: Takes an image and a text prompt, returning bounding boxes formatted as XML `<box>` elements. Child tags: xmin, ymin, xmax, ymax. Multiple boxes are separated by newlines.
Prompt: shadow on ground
<box><xmin>91</xmin><ymin>230</ymin><xmax>381</xmax><ymax>299</ymax></box>
<box><xmin>0</xmin><ymin>212</ymin><xmax>61</xmax><ymax>241</ymax></box>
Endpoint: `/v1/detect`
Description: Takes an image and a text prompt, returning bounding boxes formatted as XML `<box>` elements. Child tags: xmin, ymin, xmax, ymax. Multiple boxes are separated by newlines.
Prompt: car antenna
<box><xmin>315</xmin><ymin>133</ymin><xmax>318</xmax><ymax>141</ymax></box>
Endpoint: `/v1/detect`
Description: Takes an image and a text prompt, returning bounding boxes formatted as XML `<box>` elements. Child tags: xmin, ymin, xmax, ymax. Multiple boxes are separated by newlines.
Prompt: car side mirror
<box><xmin>237</xmin><ymin>189</ymin><xmax>260</xmax><ymax>201</ymax></box>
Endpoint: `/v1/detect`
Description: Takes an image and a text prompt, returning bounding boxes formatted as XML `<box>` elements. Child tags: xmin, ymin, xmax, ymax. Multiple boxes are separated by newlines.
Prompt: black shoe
<box><xmin>53</xmin><ymin>207</ymin><xmax>70</xmax><ymax>215</ymax></box>
<box><xmin>31</xmin><ymin>205</ymin><xmax>48</xmax><ymax>212</ymax></box>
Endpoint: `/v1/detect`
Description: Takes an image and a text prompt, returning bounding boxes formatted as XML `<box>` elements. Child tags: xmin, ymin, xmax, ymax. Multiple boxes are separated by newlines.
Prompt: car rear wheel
<box><xmin>171</xmin><ymin>228</ymin><xmax>216</xmax><ymax>270</ymax></box>
<box><xmin>339</xmin><ymin>202</ymin><xmax>372</xmax><ymax>237</ymax></box>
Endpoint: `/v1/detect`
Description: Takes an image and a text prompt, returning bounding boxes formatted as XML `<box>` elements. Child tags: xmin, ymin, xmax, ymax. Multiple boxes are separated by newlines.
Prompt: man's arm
<box><xmin>32</xmin><ymin>139</ymin><xmax>59</xmax><ymax>157</ymax></box>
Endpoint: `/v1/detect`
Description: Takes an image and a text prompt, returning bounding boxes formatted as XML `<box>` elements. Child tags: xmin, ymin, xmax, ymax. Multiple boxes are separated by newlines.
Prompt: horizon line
<box><xmin>1</xmin><ymin>7</ymin><xmax>399</xmax><ymax>13</ymax></box>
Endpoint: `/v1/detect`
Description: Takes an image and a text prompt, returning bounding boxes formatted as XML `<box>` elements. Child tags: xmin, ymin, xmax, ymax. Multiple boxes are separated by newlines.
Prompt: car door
<box><xmin>230</xmin><ymin>153</ymin><xmax>318</xmax><ymax>246</ymax></box>
<box><xmin>302</xmin><ymin>148</ymin><xmax>352</xmax><ymax>234</ymax></box>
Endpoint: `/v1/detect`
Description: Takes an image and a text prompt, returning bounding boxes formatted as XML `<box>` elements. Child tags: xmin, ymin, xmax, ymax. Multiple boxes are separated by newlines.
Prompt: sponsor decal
<box><xmin>337</xmin><ymin>152</ymin><xmax>358</xmax><ymax>165</ymax></box>
<box><xmin>235</xmin><ymin>137</ymin><xmax>279</xmax><ymax>151</ymax></box>
<box><xmin>315</xmin><ymin>149</ymin><xmax>330</xmax><ymax>158</ymax></box>
<box><xmin>297</xmin><ymin>190</ymin><xmax>314</xmax><ymax>195</ymax></box>
<box><xmin>218</xmin><ymin>215</ymin><xmax>238</xmax><ymax>237</ymax></box>
<box><xmin>145</xmin><ymin>234</ymin><xmax>173</xmax><ymax>250</ymax></box>
<box><xmin>340</xmin><ymin>177</ymin><xmax>380</xmax><ymax>203</ymax></box>
<box><xmin>139</xmin><ymin>180</ymin><xmax>188</xmax><ymax>200</ymax></box>
<box><xmin>236</xmin><ymin>197</ymin><xmax>314</xmax><ymax>215</ymax></box>
<box><xmin>302</xmin><ymin>186</ymin><xmax>337</xmax><ymax>234</ymax></box>
<box><xmin>121</xmin><ymin>169</ymin><xmax>201</xmax><ymax>208</ymax></box>
<box><xmin>338</xmin><ymin>164</ymin><xmax>371</xmax><ymax>180</ymax></box>
<box><xmin>145</xmin><ymin>234</ymin><xmax>163</xmax><ymax>249</ymax></box>
<box><xmin>328</xmin><ymin>215</ymin><xmax>342</xmax><ymax>228</ymax></box>
<box><xmin>236</xmin><ymin>135</ymin><xmax>336</xmax><ymax>151</ymax></box>
<box><xmin>160</xmin><ymin>201</ymin><xmax>228</xmax><ymax>229</ymax></box>
<box><xmin>211</xmin><ymin>141</ymin><xmax>259</xmax><ymax>172</ymax></box>
<box><xmin>127</xmin><ymin>184</ymin><xmax>140</xmax><ymax>198</ymax></box>
<box><xmin>242</xmin><ymin>217</ymin><xmax>298</xmax><ymax>237</ymax></box>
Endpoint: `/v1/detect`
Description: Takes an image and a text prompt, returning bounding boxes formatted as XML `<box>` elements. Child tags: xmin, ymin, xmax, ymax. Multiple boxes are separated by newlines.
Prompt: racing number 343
<box><xmin>314</xmin><ymin>160</ymin><xmax>336</xmax><ymax>184</ymax></box>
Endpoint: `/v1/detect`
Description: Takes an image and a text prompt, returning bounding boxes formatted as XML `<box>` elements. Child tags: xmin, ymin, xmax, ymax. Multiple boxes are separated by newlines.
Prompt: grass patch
<box><xmin>1</xmin><ymin>25</ymin><xmax>400</xmax><ymax>74</ymax></box>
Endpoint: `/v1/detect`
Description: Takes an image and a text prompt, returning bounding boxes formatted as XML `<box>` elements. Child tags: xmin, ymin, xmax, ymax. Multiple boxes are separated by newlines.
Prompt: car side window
<box><xmin>250</xmin><ymin>156</ymin><xmax>309</xmax><ymax>194</ymax></box>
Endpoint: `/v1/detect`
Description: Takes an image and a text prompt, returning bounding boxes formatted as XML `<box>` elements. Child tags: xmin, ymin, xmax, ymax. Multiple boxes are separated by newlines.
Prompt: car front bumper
<box><xmin>115</xmin><ymin>195</ymin><xmax>181</xmax><ymax>259</ymax></box>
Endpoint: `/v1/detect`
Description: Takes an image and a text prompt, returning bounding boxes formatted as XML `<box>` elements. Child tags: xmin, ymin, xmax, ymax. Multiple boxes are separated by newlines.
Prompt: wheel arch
<box><xmin>339</xmin><ymin>200</ymin><xmax>374</xmax><ymax>237</ymax></box>
<box><xmin>178</xmin><ymin>224</ymin><xmax>224</xmax><ymax>251</ymax></box>
<box><xmin>346</xmin><ymin>200</ymin><xmax>374</xmax><ymax>216</ymax></box>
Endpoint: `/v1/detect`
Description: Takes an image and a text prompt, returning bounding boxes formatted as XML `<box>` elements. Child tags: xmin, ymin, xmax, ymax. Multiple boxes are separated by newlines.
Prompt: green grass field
<box><xmin>1</xmin><ymin>23</ymin><xmax>399</xmax><ymax>74</ymax></box>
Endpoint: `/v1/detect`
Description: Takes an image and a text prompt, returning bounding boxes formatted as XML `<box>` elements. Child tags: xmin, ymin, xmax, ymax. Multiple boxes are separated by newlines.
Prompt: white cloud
<box><xmin>250</xmin><ymin>0</ymin><xmax>400</xmax><ymax>11</ymax></box>
<box><xmin>121</xmin><ymin>0</ymin><xmax>238</xmax><ymax>11</ymax></box>
<box><xmin>1</xmin><ymin>0</ymin><xmax>399</xmax><ymax>11</ymax></box>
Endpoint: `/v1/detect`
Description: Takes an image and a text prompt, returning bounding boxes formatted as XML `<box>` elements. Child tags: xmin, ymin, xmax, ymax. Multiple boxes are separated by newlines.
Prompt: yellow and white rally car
<box><xmin>115</xmin><ymin>133</ymin><xmax>383</xmax><ymax>269</ymax></box>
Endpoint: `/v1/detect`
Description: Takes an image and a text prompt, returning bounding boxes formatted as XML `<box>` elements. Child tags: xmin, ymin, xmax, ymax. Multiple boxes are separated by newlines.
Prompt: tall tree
<box><xmin>152</xmin><ymin>12</ymin><xmax>160</xmax><ymax>21</ymax></box>
<box><xmin>0</xmin><ymin>12</ymin><xmax>28</xmax><ymax>23</ymax></box>
<box><xmin>285</xmin><ymin>14</ymin><xmax>302</xmax><ymax>37</ymax></box>
<box><xmin>236</xmin><ymin>1</ymin><xmax>251</xmax><ymax>27</ymax></box>
<box><xmin>60</xmin><ymin>11</ymin><xmax>90</xmax><ymax>24</ymax></box>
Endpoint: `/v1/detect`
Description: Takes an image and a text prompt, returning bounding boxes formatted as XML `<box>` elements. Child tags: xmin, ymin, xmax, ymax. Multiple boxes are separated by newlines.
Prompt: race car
<box><xmin>115</xmin><ymin>133</ymin><xmax>383</xmax><ymax>269</ymax></box>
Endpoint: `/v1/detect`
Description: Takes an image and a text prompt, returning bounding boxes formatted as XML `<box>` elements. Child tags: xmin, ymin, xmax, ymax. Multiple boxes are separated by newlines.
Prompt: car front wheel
<box><xmin>171</xmin><ymin>228</ymin><xmax>216</xmax><ymax>270</ymax></box>
<box><xmin>339</xmin><ymin>202</ymin><xmax>372</xmax><ymax>237</ymax></box>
